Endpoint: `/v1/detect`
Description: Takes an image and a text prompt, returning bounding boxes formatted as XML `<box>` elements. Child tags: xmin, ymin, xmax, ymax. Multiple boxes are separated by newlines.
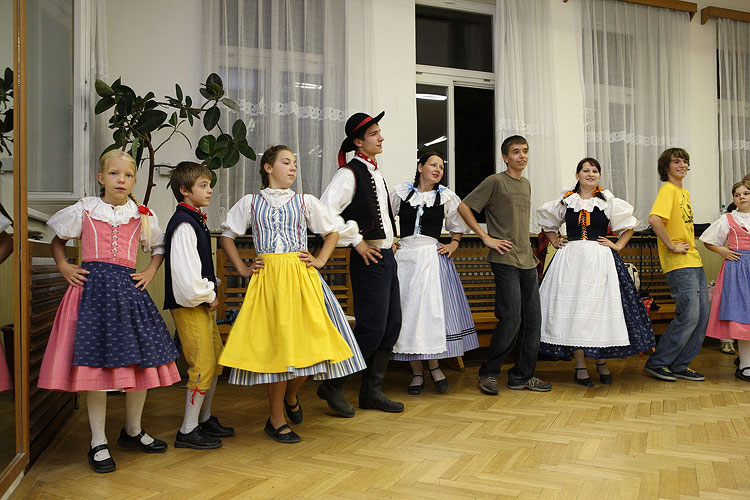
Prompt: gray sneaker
<box><xmin>671</xmin><ymin>368</ymin><xmax>705</xmax><ymax>381</ymax></box>
<box><xmin>508</xmin><ymin>376</ymin><xmax>551</xmax><ymax>392</ymax></box>
<box><xmin>478</xmin><ymin>375</ymin><xmax>499</xmax><ymax>395</ymax></box>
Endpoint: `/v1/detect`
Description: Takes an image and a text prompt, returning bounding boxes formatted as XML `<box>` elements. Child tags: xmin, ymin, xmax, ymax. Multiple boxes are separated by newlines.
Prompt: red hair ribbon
<box><xmin>593</xmin><ymin>186</ymin><xmax>604</xmax><ymax>195</ymax></box>
<box><xmin>138</xmin><ymin>205</ymin><xmax>153</xmax><ymax>216</ymax></box>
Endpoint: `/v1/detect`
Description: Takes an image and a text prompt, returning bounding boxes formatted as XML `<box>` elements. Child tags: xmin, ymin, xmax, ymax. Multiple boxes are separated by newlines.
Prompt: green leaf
<box><xmin>199</xmin><ymin>88</ymin><xmax>212</xmax><ymax>100</ymax></box>
<box><xmin>185</xmin><ymin>95</ymin><xmax>192</xmax><ymax>107</ymax></box>
<box><xmin>207</xmin><ymin>83</ymin><xmax>224</xmax><ymax>99</ymax></box>
<box><xmin>136</xmin><ymin>109</ymin><xmax>168</xmax><ymax>134</ymax></box>
<box><xmin>3</xmin><ymin>109</ymin><xmax>13</xmax><ymax>133</ymax></box>
<box><xmin>210</xmin><ymin>170</ymin><xmax>217</xmax><ymax>187</ymax></box>
<box><xmin>195</xmin><ymin>144</ymin><xmax>209</xmax><ymax>160</ymax></box>
<box><xmin>176</xmin><ymin>83</ymin><xmax>183</xmax><ymax>102</ymax></box>
<box><xmin>130</xmin><ymin>137</ymin><xmax>140</xmax><ymax>160</ymax></box>
<box><xmin>101</xmin><ymin>143</ymin><xmax>121</xmax><ymax>156</ymax></box>
<box><xmin>94</xmin><ymin>96</ymin><xmax>115</xmax><ymax>114</ymax></box>
<box><xmin>198</xmin><ymin>134</ymin><xmax>216</xmax><ymax>154</ymax></box>
<box><xmin>224</xmin><ymin>145</ymin><xmax>240</xmax><ymax>167</ymax></box>
<box><xmin>231</xmin><ymin>119</ymin><xmax>247</xmax><ymax>140</ymax></box>
<box><xmin>116</xmin><ymin>94</ymin><xmax>133</xmax><ymax>116</ymax></box>
<box><xmin>113</xmin><ymin>129</ymin><xmax>126</xmax><ymax>147</ymax></box>
<box><xmin>203</xmin><ymin>106</ymin><xmax>220</xmax><ymax>131</ymax></box>
<box><xmin>206</xmin><ymin>73</ymin><xmax>223</xmax><ymax>88</ymax></box>
<box><xmin>187</xmin><ymin>112</ymin><xmax>194</xmax><ymax>126</ymax></box>
<box><xmin>237</xmin><ymin>140</ymin><xmax>256</xmax><ymax>160</ymax></box>
<box><xmin>3</xmin><ymin>67</ymin><xmax>11</xmax><ymax>86</ymax></box>
<box><xmin>95</xmin><ymin>79</ymin><xmax>114</xmax><ymax>97</ymax></box>
<box><xmin>221</xmin><ymin>97</ymin><xmax>241</xmax><ymax>112</ymax></box>
<box><xmin>169</xmin><ymin>112</ymin><xmax>178</xmax><ymax>127</ymax></box>
<box><xmin>208</xmin><ymin>156</ymin><xmax>223</xmax><ymax>169</ymax></box>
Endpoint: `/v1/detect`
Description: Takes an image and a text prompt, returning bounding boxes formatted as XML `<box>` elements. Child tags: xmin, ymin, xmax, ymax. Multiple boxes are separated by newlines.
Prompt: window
<box><xmin>415</xmin><ymin>2</ymin><xmax>494</xmax><ymax>214</ymax></box>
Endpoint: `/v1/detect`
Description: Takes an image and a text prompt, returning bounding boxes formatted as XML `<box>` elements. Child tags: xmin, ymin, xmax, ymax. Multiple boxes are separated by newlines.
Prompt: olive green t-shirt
<box><xmin>462</xmin><ymin>171</ymin><xmax>538</xmax><ymax>269</ymax></box>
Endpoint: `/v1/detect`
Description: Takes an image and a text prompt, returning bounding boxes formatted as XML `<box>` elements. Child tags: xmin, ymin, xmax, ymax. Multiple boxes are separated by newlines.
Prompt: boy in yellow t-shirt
<box><xmin>644</xmin><ymin>148</ymin><xmax>708</xmax><ymax>382</ymax></box>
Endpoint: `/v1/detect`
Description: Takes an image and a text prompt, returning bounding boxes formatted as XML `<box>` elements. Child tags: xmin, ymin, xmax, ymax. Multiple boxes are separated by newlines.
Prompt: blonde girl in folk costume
<box><xmin>219</xmin><ymin>145</ymin><xmax>365</xmax><ymax>443</ymax></box>
<box><xmin>38</xmin><ymin>150</ymin><xmax>180</xmax><ymax>473</ymax></box>
<box><xmin>701</xmin><ymin>180</ymin><xmax>750</xmax><ymax>381</ymax></box>
<box><xmin>390</xmin><ymin>152</ymin><xmax>478</xmax><ymax>394</ymax></box>
<box><xmin>536</xmin><ymin>158</ymin><xmax>655</xmax><ymax>387</ymax></box>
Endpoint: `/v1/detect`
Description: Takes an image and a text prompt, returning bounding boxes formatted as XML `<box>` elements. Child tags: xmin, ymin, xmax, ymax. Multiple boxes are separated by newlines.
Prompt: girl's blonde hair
<box><xmin>98</xmin><ymin>149</ymin><xmax>152</xmax><ymax>241</ymax></box>
<box><xmin>731</xmin><ymin>180</ymin><xmax>750</xmax><ymax>196</ymax></box>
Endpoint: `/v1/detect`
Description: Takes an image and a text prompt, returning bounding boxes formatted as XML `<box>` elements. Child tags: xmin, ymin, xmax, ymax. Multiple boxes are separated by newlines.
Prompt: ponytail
<box><xmin>128</xmin><ymin>192</ymin><xmax>152</xmax><ymax>243</ymax></box>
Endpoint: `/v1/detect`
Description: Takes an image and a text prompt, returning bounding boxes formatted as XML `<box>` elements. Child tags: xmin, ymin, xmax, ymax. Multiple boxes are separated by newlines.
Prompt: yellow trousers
<box><xmin>171</xmin><ymin>306</ymin><xmax>223</xmax><ymax>390</ymax></box>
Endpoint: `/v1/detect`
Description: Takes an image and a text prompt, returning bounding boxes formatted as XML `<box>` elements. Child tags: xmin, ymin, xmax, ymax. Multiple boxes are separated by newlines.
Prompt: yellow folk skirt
<box><xmin>218</xmin><ymin>253</ymin><xmax>353</xmax><ymax>373</ymax></box>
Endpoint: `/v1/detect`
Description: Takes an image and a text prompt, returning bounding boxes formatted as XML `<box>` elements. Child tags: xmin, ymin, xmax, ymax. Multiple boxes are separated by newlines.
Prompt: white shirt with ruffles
<box><xmin>536</xmin><ymin>189</ymin><xmax>638</xmax><ymax>235</ymax></box>
<box><xmin>320</xmin><ymin>156</ymin><xmax>395</xmax><ymax>249</ymax></box>
<box><xmin>699</xmin><ymin>211</ymin><xmax>750</xmax><ymax>246</ymax></box>
<box><xmin>170</xmin><ymin>220</ymin><xmax>217</xmax><ymax>307</ymax></box>
<box><xmin>221</xmin><ymin>188</ymin><xmax>336</xmax><ymax>252</ymax></box>
<box><xmin>0</xmin><ymin>213</ymin><xmax>10</xmax><ymax>233</ymax></box>
<box><xmin>389</xmin><ymin>183</ymin><xmax>468</xmax><ymax>236</ymax></box>
<box><xmin>47</xmin><ymin>197</ymin><xmax>165</xmax><ymax>255</ymax></box>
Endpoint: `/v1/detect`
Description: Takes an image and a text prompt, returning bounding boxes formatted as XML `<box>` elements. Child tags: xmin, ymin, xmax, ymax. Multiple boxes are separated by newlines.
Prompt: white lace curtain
<box><xmin>203</xmin><ymin>0</ymin><xmax>347</xmax><ymax>226</ymax></box>
<box><xmin>579</xmin><ymin>0</ymin><xmax>691</xmax><ymax>228</ymax></box>
<box><xmin>717</xmin><ymin>18</ymin><xmax>750</xmax><ymax>203</ymax></box>
<box><xmin>495</xmin><ymin>0</ymin><xmax>561</xmax><ymax>232</ymax></box>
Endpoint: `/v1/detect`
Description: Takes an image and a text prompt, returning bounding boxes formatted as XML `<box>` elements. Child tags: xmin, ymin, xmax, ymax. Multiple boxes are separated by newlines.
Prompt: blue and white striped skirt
<box><xmin>228</xmin><ymin>273</ymin><xmax>366</xmax><ymax>386</ymax></box>
<box><xmin>392</xmin><ymin>249</ymin><xmax>479</xmax><ymax>361</ymax></box>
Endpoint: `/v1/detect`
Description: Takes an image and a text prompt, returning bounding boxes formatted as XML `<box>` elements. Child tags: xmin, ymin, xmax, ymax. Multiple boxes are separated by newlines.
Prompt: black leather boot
<box><xmin>316</xmin><ymin>376</ymin><xmax>354</xmax><ymax>418</ymax></box>
<box><xmin>359</xmin><ymin>350</ymin><xmax>404</xmax><ymax>413</ymax></box>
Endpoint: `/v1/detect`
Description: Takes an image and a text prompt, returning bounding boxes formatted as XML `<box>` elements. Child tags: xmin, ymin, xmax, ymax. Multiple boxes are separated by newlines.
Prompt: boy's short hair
<box><xmin>168</xmin><ymin>161</ymin><xmax>212</xmax><ymax>201</ymax></box>
<box><xmin>657</xmin><ymin>148</ymin><xmax>689</xmax><ymax>182</ymax></box>
<box><xmin>500</xmin><ymin>135</ymin><xmax>528</xmax><ymax>156</ymax></box>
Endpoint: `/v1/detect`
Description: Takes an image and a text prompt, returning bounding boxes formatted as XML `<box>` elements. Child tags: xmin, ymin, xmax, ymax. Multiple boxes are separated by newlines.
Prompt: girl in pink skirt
<box><xmin>39</xmin><ymin>150</ymin><xmax>180</xmax><ymax>473</ymax></box>
<box><xmin>700</xmin><ymin>180</ymin><xmax>750</xmax><ymax>381</ymax></box>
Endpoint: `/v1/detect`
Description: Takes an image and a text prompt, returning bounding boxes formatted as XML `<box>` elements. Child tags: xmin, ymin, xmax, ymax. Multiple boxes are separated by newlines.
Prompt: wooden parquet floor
<box><xmin>13</xmin><ymin>348</ymin><xmax>750</xmax><ymax>500</ymax></box>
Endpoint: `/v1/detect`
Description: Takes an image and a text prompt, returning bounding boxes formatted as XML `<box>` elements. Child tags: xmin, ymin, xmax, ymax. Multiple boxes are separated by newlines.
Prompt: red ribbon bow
<box><xmin>138</xmin><ymin>205</ymin><xmax>152</xmax><ymax>216</ymax></box>
<box><xmin>189</xmin><ymin>387</ymin><xmax>206</xmax><ymax>405</ymax></box>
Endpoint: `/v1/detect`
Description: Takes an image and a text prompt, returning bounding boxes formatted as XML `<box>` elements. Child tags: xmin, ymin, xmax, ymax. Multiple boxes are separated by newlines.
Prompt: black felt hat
<box><xmin>338</xmin><ymin>111</ymin><xmax>385</xmax><ymax>166</ymax></box>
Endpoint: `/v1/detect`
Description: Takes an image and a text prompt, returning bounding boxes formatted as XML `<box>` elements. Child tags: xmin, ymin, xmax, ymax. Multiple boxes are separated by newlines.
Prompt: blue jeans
<box><xmin>479</xmin><ymin>263</ymin><xmax>541</xmax><ymax>384</ymax></box>
<box><xmin>646</xmin><ymin>266</ymin><xmax>709</xmax><ymax>373</ymax></box>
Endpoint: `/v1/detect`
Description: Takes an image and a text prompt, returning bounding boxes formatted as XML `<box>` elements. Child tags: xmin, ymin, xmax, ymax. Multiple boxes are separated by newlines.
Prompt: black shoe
<box><xmin>175</xmin><ymin>426</ymin><xmax>222</xmax><ymax>450</ymax></box>
<box><xmin>316</xmin><ymin>377</ymin><xmax>355</xmax><ymax>418</ymax></box>
<box><xmin>199</xmin><ymin>416</ymin><xmax>235</xmax><ymax>437</ymax></box>
<box><xmin>643</xmin><ymin>366</ymin><xmax>676</xmax><ymax>381</ymax></box>
<box><xmin>672</xmin><ymin>368</ymin><xmax>705</xmax><ymax>381</ymax></box>
<box><xmin>284</xmin><ymin>397</ymin><xmax>303</xmax><ymax>424</ymax></box>
<box><xmin>117</xmin><ymin>428</ymin><xmax>167</xmax><ymax>453</ymax></box>
<box><xmin>87</xmin><ymin>444</ymin><xmax>116</xmax><ymax>474</ymax></box>
<box><xmin>429</xmin><ymin>367</ymin><xmax>449</xmax><ymax>393</ymax></box>
<box><xmin>573</xmin><ymin>367</ymin><xmax>594</xmax><ymax>387</ymax></box>
<box><xmin>264</xmin><ymin>418</ymin><xmax>301</xmax><ymax>444</ymax></box>
<box><xmin>596</xmin><ymin>362</ymin><xmax>613</xmax><ymax>385</ymax></box>
<box><xmin>735</xmin><ymin>356</ymin><xmax>740</xmax><ymax>367</ymax></box>
<box><xmin>736</xmin><ymin>367</ymin><xmax>750</xmax><ymax>382</ymax></box>
<box><xmin>407</xmin><ymin>374</ymin><xmax>425</xmax><ymax>395</ymax></box>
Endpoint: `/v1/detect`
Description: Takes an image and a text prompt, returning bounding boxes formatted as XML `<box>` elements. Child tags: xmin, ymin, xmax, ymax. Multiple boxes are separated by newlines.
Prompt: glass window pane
<box><xmin>416</xmin><ymin>6</ymin><xmax>492</xmax><ymax>72</ymax></box>
<box><xmin>417</xmin><ymin>84</ymin><xmax>449</xmax><ymax>184</ymax></box>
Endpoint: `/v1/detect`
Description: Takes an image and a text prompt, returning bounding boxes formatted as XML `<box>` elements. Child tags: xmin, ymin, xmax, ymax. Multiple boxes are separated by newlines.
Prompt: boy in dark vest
<box><xmin>318</xmin><ymin>111</ymin><xmax>404</xmax><ymax>416</ymax></box>
<box><xmin>164</xmin><ymin>162</ymin><xmax>234</xmax><ymax>449</ymax></box>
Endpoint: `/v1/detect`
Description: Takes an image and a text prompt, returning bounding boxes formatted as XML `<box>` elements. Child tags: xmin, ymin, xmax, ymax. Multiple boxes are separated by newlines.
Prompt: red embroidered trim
<box><xmin>355</xmin><ymin>151</ymin><xmax>378</xmax><ymax>169</ymax></box>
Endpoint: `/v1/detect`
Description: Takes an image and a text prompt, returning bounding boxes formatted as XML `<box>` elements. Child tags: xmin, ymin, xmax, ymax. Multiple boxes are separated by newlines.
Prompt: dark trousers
<box><xmin>349</xmin><ymin>247</ymin><xmax>402</xmax><ymax>359</ymax></box>
<box><xmin>479</xmin><ymin>263</ymin><xmax>542</xmax><ymax>385</ymax></box>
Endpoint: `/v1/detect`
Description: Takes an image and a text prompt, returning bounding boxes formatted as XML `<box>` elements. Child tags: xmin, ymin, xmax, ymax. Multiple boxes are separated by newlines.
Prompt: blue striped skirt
<box><xmin>228</xmin><ymin>273</ymin><xmax>366</xmax><ymax>386</ymax></box>
<box><xmin>392</xmin><ymin>251</ymin><xmax>479</xmax><ymax>361</ymax></box>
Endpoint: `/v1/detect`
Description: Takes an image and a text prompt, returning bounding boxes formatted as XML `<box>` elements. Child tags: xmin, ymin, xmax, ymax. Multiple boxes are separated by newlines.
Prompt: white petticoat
<box><xmin>540</xmin><ymin>240</ymin><xmax>629</xmax><ymax>347</ymax></box>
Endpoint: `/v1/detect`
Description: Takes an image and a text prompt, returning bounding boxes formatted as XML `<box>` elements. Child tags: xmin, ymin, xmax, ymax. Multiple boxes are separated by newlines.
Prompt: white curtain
<box><xmin>495</xmin><ymin>0</ymin><xmax>561</xmax><ymax>232</ymax></box>
<box><xmin>87</xmin><ymin>0</ymin><xmax>109</xmax><ymax>197</ymax></box>
<box><xmin>717</xmin><ymin>18</ymin><xmax>750</xmax><ymax>203</ymax></box>
<box><xmin>203</xmin><ymin>0</ymin><xmax>348</xmax><ymax>227</ymax></box>
<box><xmin>578</xmin><ymin>0</ymin><xmax>691</xmax><ymax>228</ymax></box>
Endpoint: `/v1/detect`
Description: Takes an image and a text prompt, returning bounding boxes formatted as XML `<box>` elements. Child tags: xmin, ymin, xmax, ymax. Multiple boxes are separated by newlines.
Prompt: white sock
<box><xmin>124</xmin><ymin>390</ymin><xmax>154</xmax><ymax>445</ymax></box>
<box><xmin>87</xmin><ymin>391</ymin><xmax>110</xmax><ymax>461</ymax></box>
<box><xmin>181</xmin><ymin>388</ymin><xmax>205</xmax><ymax>434</ymax></box>
<box><xmin>199</xmin><ymin>377</ymin><xmax>219</xmax><ymax>424</ymax></box>
<box><xmin>739</xmin><ymin>340</ymin><xmax>750</xmax><ymax>370</ymax></box>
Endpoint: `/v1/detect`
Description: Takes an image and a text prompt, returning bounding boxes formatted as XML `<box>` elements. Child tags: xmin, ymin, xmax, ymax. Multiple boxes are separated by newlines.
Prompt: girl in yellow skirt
<box><xmin>219</xmin><ymin>145</ymin><xmax>365</xmax><ymax>443</ymax></box>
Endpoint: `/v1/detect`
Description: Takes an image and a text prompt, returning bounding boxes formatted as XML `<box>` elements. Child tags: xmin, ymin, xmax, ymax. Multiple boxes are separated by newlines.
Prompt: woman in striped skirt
<box><xmin>391</xmin><ymin>152</ymin><xmax>478</xmax><ymax>394</ymax></box>
<box><xmin>219</xmin><ymin>145</ymin><xmax>366</xmax><ymax>443</ymax></box>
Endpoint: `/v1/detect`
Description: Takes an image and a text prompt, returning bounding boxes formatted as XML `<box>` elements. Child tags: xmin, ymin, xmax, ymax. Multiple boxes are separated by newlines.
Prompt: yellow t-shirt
<box><xmin>649</xmin><ymin>182</ymin><xmax>703</xmax><ymax>273</ymax></box>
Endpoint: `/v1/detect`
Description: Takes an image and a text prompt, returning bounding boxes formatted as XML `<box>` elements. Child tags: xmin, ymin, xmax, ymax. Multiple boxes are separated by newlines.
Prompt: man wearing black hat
<box><xmin>318</xmin><ymin>111</ymin><xmax>404</xmax><ymax>416</ymax></box>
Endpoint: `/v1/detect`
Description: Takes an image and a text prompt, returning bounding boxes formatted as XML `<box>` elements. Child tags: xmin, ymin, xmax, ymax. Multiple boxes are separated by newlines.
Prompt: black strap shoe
<box><xmin>117</xmin><ymin>428</ymin><xmax>167</xmax><ymax>453</ymax></box>
<box><xmin>175</xmin><ymin>426</ymin><xmax>222</xmax><ymax>449</ymax></box>
<box><xmin>88</xmin><ymin>444</ymin><xmax>116</xmax><ymax>474</ymax></box>
<box><xmin>264</xmin><ymin>418</ymin><xmax>301</xmax><ymax>444</ymax></box>
<box><xmin>199</xmin><ymin>416</ymin><xmax>235</xmax><ymax>437</ymax></box>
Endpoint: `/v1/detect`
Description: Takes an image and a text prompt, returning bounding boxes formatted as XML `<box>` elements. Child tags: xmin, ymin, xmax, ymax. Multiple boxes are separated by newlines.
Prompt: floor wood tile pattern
<box><xmin>13</xmin><ymin>349</ymin><xmax>750</xmax><ymax>499</ymax></box>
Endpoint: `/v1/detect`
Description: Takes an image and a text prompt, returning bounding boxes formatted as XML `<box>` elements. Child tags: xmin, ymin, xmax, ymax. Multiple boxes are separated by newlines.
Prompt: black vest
<box><xmin>398</xmin><ymin>197</ymin><xmax>444</xmax><ymax>239</ymax></box>
<box><xmin>340</xmin><ymin>160</ymin><xmax>397</xmax><ymax>241</ymax></box>
<box><xmin>164</xmin><ymin>204</ymin><xmax>216</xmax><ymax>310</ymax></box>
<box><xmin>564</xmin><ymin>206</ymin><xmax>609</xmax><ymax>241</ymax></box>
